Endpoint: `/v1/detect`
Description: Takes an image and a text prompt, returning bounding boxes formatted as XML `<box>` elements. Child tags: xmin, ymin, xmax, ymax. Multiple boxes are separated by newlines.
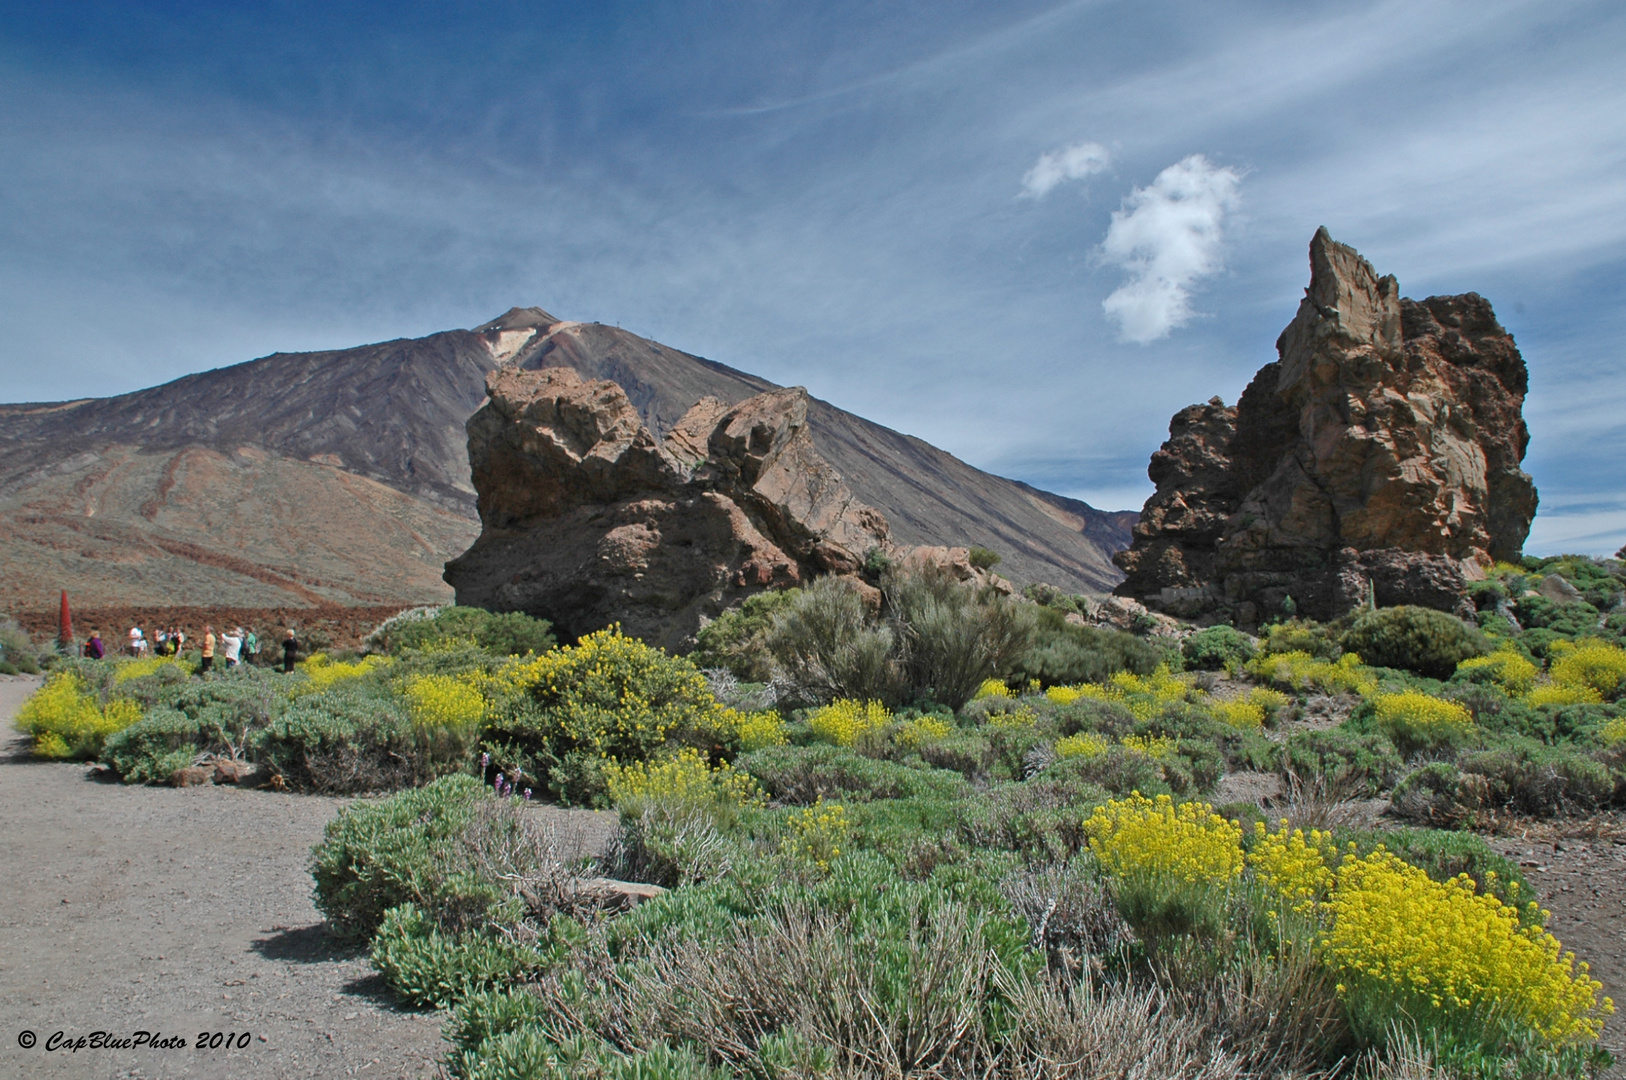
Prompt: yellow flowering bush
<box><xmin>723</xmin><ymin>708</ymin><xmax>788</xmax><ymax>751</ymax></box>
<box><xmin>1119</xmin><ymin>734</ymin><xmax>1177</xmax><ymax>760</ymax></box>
<box><xmin>896</xmin><ymin>715</ymin><xmax>953</xmax><ymax>749</ymax></box>
<box><xmin>1085</xmin><ymin>793</ymin><xmax>1244</xmax><ymax>885</ymax></box>
<box><xmin>1549</xmin><ymin>639</ymin><xmax>1626</xmax><ymax>701</ymax></box>
<box><xmin>403</xmin><ymin>673</ymin><xmax>487</xmax><ymax>730</ymax></box>
<box><xmin>1045</xmin><ymin>684</ymin><xmax>1085</xmax><ymax>706</ymax></box>
<box><xmin>1248</xmin><ymin>686</ymin><xmax>1292</xmax><ymax>717</ymax></box>
<box><xmin>808</xmin><ymin>699</ymin><xmax>891</xmax><ymax>747</ymax></box>
<box><xmin>1602</xmin><ymin>716</ymin><xmax>1626</xmax><ymax>746</ymax></box>
<box><xmin>1210</xmin><ymin>699</ymin><xmax>1265</xmax><ymax>730</ymax></box>
<box><xmin>293</xmin><ymin>654</ymin><xmax>391</xmax><ymax>696</ymax></box>
<box><xmin>1321</xmin><ymin>849</ymin><xmax>1611</xmax><ymax>1044</ymax></box>
<box><xmin>781</xmin><ymin>798</ymin><xmax>850</xmax><ymax>873</ymax></box>
<box><xmin>1248</xmin><ymin>651</ymin><xmax>1376</xmax><ymax>695</ymax></box>
<box><xmin>603</xmin><ymin>747</ymin><xmax>764</xmax><ymax>817</ymax></box>
<box><xmin>1456</xmin><ymin>650</ymin><xmax>1539</xmax><ymax>695</ymax></box>
<box><xmin>1053</xmin><ymin>732</ymin><xmax>1110</xmax><ymax>760</ymax></box>
<box><xmin>1371</xmin><ymin>692</ymin><xmax>1475</xmax><ymax>752</ymax></box>
<box><xmin>985</xmin><ymin>705</ymin><xmax>1039</xmax><ymax>728</ymax></box>
<box><xmin>1525</xmin><ymin>683</ymin><xmax>1603</xmax><ymax>708</ymax></box>
<box><xmin>1047</xmin><ymin>666</ymin><xmax>1196</xmax><ymax>721</ymax></box>
<box><xmin>973</xmin><ymin>678</ymin><xmax>1012</xmax><ymax>700</ymax></box>
<box><xmin>1248</xmin><ymin>822</ymin><xmax>1336</xmax><ymax>912</ymax></box>
<box><xmin>16</xmin><ymin>674</ymin><xmax>142</xmax><ymax>759</ymax></box>
<box><xmin>112</xmin><ymin>655</ymin><xmax>191</xmax><ymax>684</ymax></box>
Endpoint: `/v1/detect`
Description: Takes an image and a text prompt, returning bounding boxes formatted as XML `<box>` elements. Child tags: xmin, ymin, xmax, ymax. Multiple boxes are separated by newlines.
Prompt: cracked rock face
<box><xmin>444</xmin><ymin>366</ymin><xmax>888</xmax><ymax>650</ymax></box>
<box><xmin>1114</xmin><ymin>228</ymin><xmax>1537</xmax><ymax>623</ymax></box>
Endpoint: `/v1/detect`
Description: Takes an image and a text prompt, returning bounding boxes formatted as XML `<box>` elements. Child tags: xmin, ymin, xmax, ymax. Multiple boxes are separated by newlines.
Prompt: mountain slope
<box><xmin>0</xmin><ymin>308</ymin><xmax>1131</xmax><ymax>613</ymax></box>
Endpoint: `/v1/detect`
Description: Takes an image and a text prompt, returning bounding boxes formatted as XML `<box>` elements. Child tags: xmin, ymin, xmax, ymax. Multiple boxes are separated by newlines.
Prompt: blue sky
<box><xmin>1</xmin><ymin>0</ymin><xmax>1622</xmax><ymax>554</ymax></box>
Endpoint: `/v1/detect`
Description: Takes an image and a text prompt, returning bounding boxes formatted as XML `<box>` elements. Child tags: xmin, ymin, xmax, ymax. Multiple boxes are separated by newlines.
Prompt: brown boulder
<box><xmin>445</xmin><ymin>368</ymin><xmax>889</xmax><ymax>650</ymax></box>
<box><xmin>1115</xmin><ymin>228</ymin><xmax>1536</xmax><ymax>623</ymax></box>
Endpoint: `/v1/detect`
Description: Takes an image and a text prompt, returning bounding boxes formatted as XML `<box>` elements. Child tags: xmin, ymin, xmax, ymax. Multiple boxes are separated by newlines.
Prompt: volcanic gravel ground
<box><xmin>0</xmin><ymin>674</ymin><xmax>615</xmax><ymax>1080</ymax></box>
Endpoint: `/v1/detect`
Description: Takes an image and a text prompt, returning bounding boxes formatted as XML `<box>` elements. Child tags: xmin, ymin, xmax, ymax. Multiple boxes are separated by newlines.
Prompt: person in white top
<box><xmin>221</xmin><ymin>628</ymin><xmax>244</xmax><ymax>668</ymax></box>
<box><xmin>129</xmin><ymin>626</ymin><xmax>147</xmax><ymax>657</ymax></box>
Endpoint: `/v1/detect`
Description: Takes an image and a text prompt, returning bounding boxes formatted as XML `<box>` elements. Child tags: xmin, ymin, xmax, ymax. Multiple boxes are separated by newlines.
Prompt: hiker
<box><xmin>128</xmin><ymin>626</ymin><xmax>147</xmax><ymax>657</ymax></box>
<box><xmin>171</xmin><ymin>627</ymin><xmax>185</xmax><ymax>655</ymax></box>
<box><xmin>222</xmin><ymin>627</ymin><xmax>243</xmax><ymax>669</ymax></box>
<box><xmin>200</xmin><ymin>625</ymin><xmax>216</xmax><ymax>674</ymax></box>
<box><xmin>281</xmin><ymin>628</ymin><xmax>299</xmax><ymax>673</ymax></box>
<box><xmin>243</xmin><ymin>627</ymin><xmax>259</xmax><ymax>666</ymax></box>
<box><xmin>84</xmin><ymin>630</ymin><xmax>104</xmax><ymax>660</ymax></box>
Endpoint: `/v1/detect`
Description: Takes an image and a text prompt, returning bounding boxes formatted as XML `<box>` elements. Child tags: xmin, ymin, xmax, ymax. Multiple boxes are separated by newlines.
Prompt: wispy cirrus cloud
<box><xmin>1020</xmin><ymin>141</ymin><xmax>1110</xmax><ymax>198</ymax></box>
<box><xmin>1099</xmin><ymin>154</ymin><xmax>1241</xmax><ymax>343</ymax></box>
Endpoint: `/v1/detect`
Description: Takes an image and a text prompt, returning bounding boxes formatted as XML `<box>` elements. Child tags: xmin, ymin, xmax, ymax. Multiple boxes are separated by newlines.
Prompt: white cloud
<box><xmin>1098</xmin><ymin>154</ymin><xmax>1241</xmax><ymax>343</ymax></box>
<box><xmin>1020</xmin><ymin>141</ymin><xmax>1110</xmax><ymax>198</ymax></box>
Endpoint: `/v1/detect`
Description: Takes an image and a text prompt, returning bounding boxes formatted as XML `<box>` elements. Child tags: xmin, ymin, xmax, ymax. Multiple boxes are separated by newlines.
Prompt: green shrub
<box><xmin>967</xmin><ymin>545</ymin><xmax>1002</xmax><ymax>571</ymax></box>
<box><xmin>1182</xmin><ymin>626</ymin><xmax>1256</xmax><ymax>670</ymax></box>
<box><xmin>764</xmin><ymin>576</ymin><xmax>903</xmax><ymax>706</ymax></box>
<box><xmin>737</xmin><ymin>744</ymin><xmax>970</xmax><ymax>804</ymax></box>
<box><xmin>1012</xmin><ymin>608</ymin><xmax>1163</xmax><ymax>687</ymax></box>
<box><xmin>311</xmin><ymin>774</ymin><xmax>488</xmax><ymax>942</ymax></box>
<box><xmin>1279</xmin><ymin>729</ymin><xmax>1401</xmax><ymax>796</ymax></box>
<box><xmin>1458</xmin><ymin>744</ymin><xmax>1614</xmax><ymax>816</ymax></box>
<box><xmin>1340</xmin><ymin>606</ymin><xmax>1490</xmax><ymax>679</ymax></box>
<box><xmin>102</xmin><ymin>707</ymin><xmax>210</xmax><ymax>782</ymax></box>
<box><xmin>368</xmin><ymin>606</ymin><xmax>555</xmax><ymax>657</ymax></box>
<box><xmin>1036</xmin><ymin>746</ymin><xmax>1171</xmax><ymax>798</ymax></box>
<box><xmin>1257</xmin><ymin>619</ymin><xmax>1341</xmax><ymax>660</ymax></box>
<box><xmin>1389</xmin><ymin>763</ymin><xmax>1471</xmax><ymax>824</ymax></box>
<box><xmin>257</xmin><ymin>685</ymin><xmax>464</xmax><ymax>793</ymax></box>
<box><xmin>370</xmin><ymin>903</ymin><xmax>557</xmax><ymax>1009</ymax></box>
<box><xmin>1368</xmin><ymin>691</ymin><xmax>1477</xmax><ymax>757</ymax></box>
<box><xmin>886</xmin><ymin>565</ymin><xmax>1034</xmax><ymax>711</ymax></box>
<box><xmin>0</xmin><ymin>618</ymin><xmax>41</xmax><ymax>674</ymax></box>
<box><xmin>688</xmin><ymin>589</ymin><xmax>799</xmax><ymax>680</ymax></box>
<box><xmin>916</xmin><ymin>733</ymin><xmax>994</xmax><ymax>778</ymax></box>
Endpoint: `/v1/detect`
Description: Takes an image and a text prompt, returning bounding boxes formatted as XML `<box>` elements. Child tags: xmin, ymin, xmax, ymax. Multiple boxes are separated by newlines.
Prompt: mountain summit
<box><xmin>0</xmin><ymin>314</ymin><xmax>1133</xmax><ymax>613</ymax></box>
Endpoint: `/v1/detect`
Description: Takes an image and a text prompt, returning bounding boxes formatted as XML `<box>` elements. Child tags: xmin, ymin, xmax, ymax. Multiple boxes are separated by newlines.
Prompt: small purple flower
<box><xmin>481</xmin><ymin>752</ymin><xmax>491</xmax><ymax>768</ymax></box>
<box><xmin>493</xmin><ymin>772</ymin><xmax>504</xmax><ymax>792</ymax></box>
<box><xmin>523</xmin><ymin>788</ymin><xmax>532</xmax><ymax>801</ymax></box>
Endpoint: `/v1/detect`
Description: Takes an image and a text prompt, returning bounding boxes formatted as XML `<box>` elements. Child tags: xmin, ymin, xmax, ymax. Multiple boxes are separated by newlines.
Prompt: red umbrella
<box><xmin>58</xmin><ymin>590</ymin><xmax>73</xmax><ymax>646</ymax></box>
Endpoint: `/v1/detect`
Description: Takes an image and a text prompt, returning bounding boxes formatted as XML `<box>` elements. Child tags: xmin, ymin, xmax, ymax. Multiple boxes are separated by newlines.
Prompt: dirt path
<box><xmin>0</xmin><ymin>674</ymin><xmax>613</xmax><ymax>1080</ymax></box>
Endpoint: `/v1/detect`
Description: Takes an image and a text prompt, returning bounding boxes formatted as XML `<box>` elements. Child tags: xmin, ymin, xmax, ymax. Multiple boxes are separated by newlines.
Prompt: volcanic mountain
<box><xmin>0</xmin><ymin>308</ymin><xmax>1134</xmax><ymax>613</ymax></box>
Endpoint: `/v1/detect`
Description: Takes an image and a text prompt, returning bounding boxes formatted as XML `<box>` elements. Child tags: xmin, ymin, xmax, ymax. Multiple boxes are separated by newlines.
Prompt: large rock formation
<box><xmin>1114</xmin><ymin>228</ymin><xmax>1537</xmax><ymax>623</ymax></box>
<box><xmin>444</xmin><ymin>366</ymin><xmax>890</xmax><ymax>649</ymax></box>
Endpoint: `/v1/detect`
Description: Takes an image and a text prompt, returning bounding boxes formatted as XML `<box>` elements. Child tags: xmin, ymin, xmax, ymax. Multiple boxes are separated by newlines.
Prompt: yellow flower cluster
<box><xmin>16</xmin><ymin>674</ymin><xmax>142</xmax><ymax>759</ymax></box>
<box><xmin>1321</xmin><ymin>849</ymin><xmax>1611</xmax><ymax>1043</ymax></box>
<box><xmin>1247</xmin><ymin>686</ymin><xmax>1292</xmax><ymax>716</ymax></box>
<box><xmin>723</xmin><ymin>708</ymin><xmax>788</xmax><ymax>751</ymax></box>
<box><xmin>1045</xmin><ymin>666</ymin><xmax>1196</xmax><ymax>721</ymax></box>
<box><xmin>1602</xmin><ymin>716</ymin><xmax>1626</xmax><ymax>747</ymax></box>
<box><xmin>1210</xmin><ymin>699</ymin><xmax>1265</xmax><ymax>730</ymax></box>
<box><xmin>112</xmin><ymin>655</ymin><xmax>191</xmax><ymax>684</ymax></box>
<box><xmin>808</xmin><ymin>699</ymin><xmax>891</xmax><ymax>747</ymax></box>
<box><xmin>1053</xmin><ymin>732</ymin><xmax>1110</xmax><ymax>760</ymax></box>
<box><xmin>403</xmin><ymin>673</ymin><xmax>487</xmax><ymax>730</ymax></box>
<box><xmin>1085</xmin><ymin>793</ymin><xmax>1243</xmax><ymax>885</ymax></box>
<box><xmin>1119</xmin><ymin>734</ymin><xmax>1177</xmax><ymax>760</ymax></box>
<box><xmin>1248</xmin><ymin>822</ymin><xmax>1337</xmax><ymax>911</ymax></box>
<box><xmin>1525</xmin><ymin>684</ymin><xmax>1603</xmax><ymax>708</ymax></box>
<box><xmin>293</xmin><ymin>653</ymin><xmax>391</xmax><ymax>696</ymax></box>
<box><xmin>896</xmin><ymin>715</ymin><xmax>953</xmax><ymax>749</ymax></box>
<box><xmin>986</xmin><ymin>705</ymin><xmax>1039</xmax><ymax>728</ymax></box>
<box><xmin>973</xmin><ymin>678</ymin><xmax>1012</xmax><ymax>700</ymax></box>
<box><xmin>1548</xmin><ymin>639</ymin><xmax>1626</xmax><ymax>701</ymax></box>
<box><xmin>1371</xmin><ymin>692</ymin><xmax>1475</xmax><ymax>745</ymax></box>
<box><xmin>603</xmin><ymin>747</ymin><xmax>764</xmax><ymax>814</ymax></box>
<box><xmin>780</xmin><ymin>797</ymin><xmax>850</xmax><ymax>873</ymax></box>
<box><xmin>1456</xmin><ymin>650</ymin><xmax>1539</xmax><ymax>695</ymax></box>
<box><xmin>1248</xmin><ymin>651</ymin><xmax>1377</xmax><ymax>695</ymax></box>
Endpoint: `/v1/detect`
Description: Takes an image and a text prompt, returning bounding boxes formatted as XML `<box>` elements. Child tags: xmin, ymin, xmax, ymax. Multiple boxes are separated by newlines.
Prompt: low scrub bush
<box><xmin>368</xmin><ymin>606</ymin><xmax>555</xmax><ymax>657</ymax></box>
<box><xmin>1341</xmin><ymin>606</ymin><xmax>1490</xmax><ymax>680</ymax></box>
<box><xmin>887</xmin><ymin>565</ymin><xmax>1033</xmax><ymax>710</ymax></box>
<box><xmin>311</xmin><ymin>774</ymin><xmax>488</xmax><ymax>942</ymax></box>
<box><xmin>737</xmin><ymin>744</ymin><xmax>970</xmax><ymax>804</ymax></box>
<box><xmin>763</xmin><ymin>576</ymin><xmax>902</xmax><ymax>705</ymax></box>
<box><xmin>0</xmin><ymin>617</ymin><xmax>42</xmax><ymax>674</ymax></box>
<box><xmin>603</xmin><ymin>748</ymin><xmax>763</xmax><ymax>822</ymax></box>
<box><xmin>1182</xmin><ymin>625</ymin><xmax>1256</xmax><ymax>670</ymax></box>
<box><xmin>258</xmin><ymin>686</ymin><xmax>465</xmax><ymax>793</ymax></box>
<box><xmin>1457</xmin><ymin>744</ymin><xmax>1614</xmax><ymax>816</ymax></box>
<box><xmin>1248</xmin><ymin>651</ymin><xmax>1376</xmax><ymax>695</ymax></box>
<box><xmin>1279</xmin><ymin>729</ymin><xmax>1402</xmax><ymax>796</ymax></box>
<box><xmin>1013</xmin><ymin>609</ymin><xmax>1163</xmax><ymax>687</ymax></box>
<box><xmin>370</xmin><ymin>903</ymin><xmax>559</xmax><ymax>1009</ymax></box>
<box><xmin>780</xmin><ymin>798</ymin><xmax>851</xmax><ymax>873</ymax></box>
<box><xmin>1257</xmin><ymin>619</ymin><xmax>1342</xmax><ymax>660</ymax></box>
<box><xmin>102</xmin><ymin>706</ymin><xmax>211</xmax><ymax>782</ymax></box>
<box><xmin>290</xmin><ymin>653</ymin><xmax>391</xmax><ymax>697</ymax></box>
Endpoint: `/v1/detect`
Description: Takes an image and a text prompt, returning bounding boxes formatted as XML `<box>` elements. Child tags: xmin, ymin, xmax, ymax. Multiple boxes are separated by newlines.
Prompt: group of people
<box><xmin>81</xmin><ymin>623</ymin><xmax>302</xmax><ymax>674</ymax></box>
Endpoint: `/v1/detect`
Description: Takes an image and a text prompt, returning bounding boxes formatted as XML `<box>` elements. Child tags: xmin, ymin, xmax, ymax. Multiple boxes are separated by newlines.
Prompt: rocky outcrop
<box><xmin>444</xmin><ymin>367</ymin><xmax>889</xmax><ymax>650</ymax></box>
<box><xmin>1115</xmin><ymin>229</ymin><xmax>1537</xmax><ymax>624</ymax></box>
